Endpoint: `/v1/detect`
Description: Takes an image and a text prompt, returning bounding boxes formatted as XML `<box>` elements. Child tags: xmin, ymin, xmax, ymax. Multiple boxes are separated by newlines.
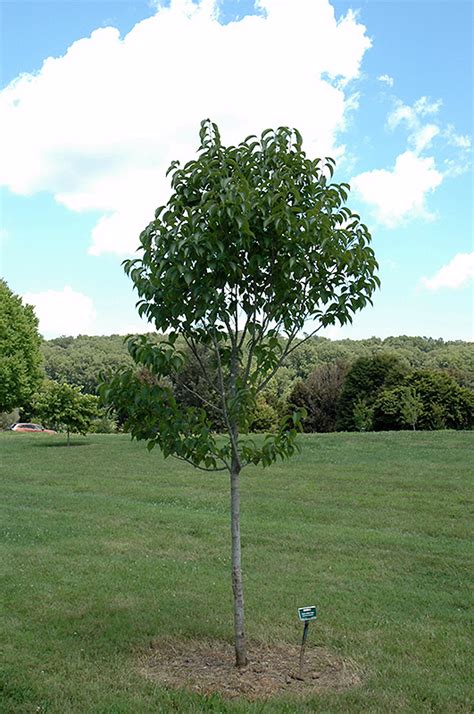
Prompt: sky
<box><xmin>0</xmin><ymin>0</ymin><xmax>473</xmax><ymax>341</ymax></box>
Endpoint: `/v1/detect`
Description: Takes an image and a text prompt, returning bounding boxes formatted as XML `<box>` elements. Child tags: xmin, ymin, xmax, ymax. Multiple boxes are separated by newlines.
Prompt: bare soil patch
<box><xmin>140</xmin><ymin>637</ymin><xmax>361</xmax><ymax>701</ymax></box>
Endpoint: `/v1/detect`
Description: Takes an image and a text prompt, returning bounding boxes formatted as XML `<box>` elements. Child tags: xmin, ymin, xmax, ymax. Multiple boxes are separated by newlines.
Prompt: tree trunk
<box><xmin>230</xmin><ymin>452</ymin><xmax>247</xmax><ymax>667</ymax></box>
<box><xmin>67</xmin><ymin>428</ymin><xmax>70</xmax><ymax>446</ymax></box>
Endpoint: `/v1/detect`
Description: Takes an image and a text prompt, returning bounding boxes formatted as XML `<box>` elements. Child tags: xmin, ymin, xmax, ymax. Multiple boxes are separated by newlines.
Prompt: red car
<box><xmin>8</xmin><ymin>422</ymin><xmax>57</xmax><ymax>434</ymax></box>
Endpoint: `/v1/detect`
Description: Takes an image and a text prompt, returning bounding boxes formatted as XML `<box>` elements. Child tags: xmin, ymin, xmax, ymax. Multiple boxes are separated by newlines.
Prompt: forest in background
<box><xmin>39</xmin><ymin>333</ymin><xmax>474</xmax><ymax>433</ymax></box>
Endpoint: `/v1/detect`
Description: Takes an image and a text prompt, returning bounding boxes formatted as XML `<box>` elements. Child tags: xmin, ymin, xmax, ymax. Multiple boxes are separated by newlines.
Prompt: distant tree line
<box><xmin>1</xmin><ymin>281</ymin><xmax>472</xmax><ymax>435</ymax></box>
<box><xmin>38</xmin><ymin>333</ymin><xmax>474</xmax><ymax>433</ymax></box>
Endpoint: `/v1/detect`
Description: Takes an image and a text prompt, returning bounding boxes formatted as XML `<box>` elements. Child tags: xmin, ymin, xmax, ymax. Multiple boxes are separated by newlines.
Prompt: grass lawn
<box><xmin>1</xmin><ymin>431</ymin><xmax>472</xmax><ymax>713</ymax></box>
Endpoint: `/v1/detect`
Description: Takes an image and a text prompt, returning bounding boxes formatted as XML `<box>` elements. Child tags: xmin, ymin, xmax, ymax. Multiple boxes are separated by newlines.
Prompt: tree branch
<box><xmin>254</xmin><ymin>322</ymin><xmax>324</xmax><ymax>394</ymax></box>
<box><xmin>212</xmin><ymin>330</ymin><xmax>241</xmax><ymax>468</ymax></box>
<box><xmin>171</xmin><ymin>453</ymin><xmax>228</xmax><ymax>472</ymax></box>
<box><xmin>176</xmin><ymin>380</ymin><xmax>224</xmax><ymax>414</ymax></box>
<box><xmin>183</xmin><ymin>334</ymin><xmax>220</xmax><ymax>396</ymax></box>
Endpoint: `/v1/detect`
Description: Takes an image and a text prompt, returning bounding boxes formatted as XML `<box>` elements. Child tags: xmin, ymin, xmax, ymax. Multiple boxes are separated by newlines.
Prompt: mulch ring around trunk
<box><xmin>139</xmin><ymin>637</ymin><xmax>362</xmax><ymax>701</ymax></box>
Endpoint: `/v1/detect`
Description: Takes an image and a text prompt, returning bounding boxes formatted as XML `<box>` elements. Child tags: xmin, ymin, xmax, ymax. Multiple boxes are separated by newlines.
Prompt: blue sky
<box><xmin>1</xmin><ymin>0</ymin><xmax>472</xmax><ymax>340</ymax></box>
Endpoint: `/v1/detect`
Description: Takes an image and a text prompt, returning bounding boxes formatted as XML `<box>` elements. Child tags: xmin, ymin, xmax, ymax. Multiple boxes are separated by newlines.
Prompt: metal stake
<box><xmin>298</xmin><ymin>620</ymin><xmax>310</xmax><ymax>679</ymax></box>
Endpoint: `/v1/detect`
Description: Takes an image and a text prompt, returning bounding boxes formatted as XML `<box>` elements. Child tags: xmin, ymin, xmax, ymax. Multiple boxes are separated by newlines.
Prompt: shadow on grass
<box><xmin>32</xmin><ymin>441</ymin><xmax>91</xmax><ymax>448</ymax></box>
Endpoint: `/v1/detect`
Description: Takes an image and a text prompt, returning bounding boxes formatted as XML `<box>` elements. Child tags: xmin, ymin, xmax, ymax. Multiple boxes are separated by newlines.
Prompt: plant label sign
<box><xmin>298</xmin><ymin>606</ymin><xmax>317</xmax><ymax>622</ymax></box>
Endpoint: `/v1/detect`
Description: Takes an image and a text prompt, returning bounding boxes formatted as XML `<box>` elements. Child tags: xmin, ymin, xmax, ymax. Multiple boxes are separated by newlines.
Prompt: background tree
<box><xmin>34</xmin><ymin>380</ymin><xmax>99</xmax><ymax>445</ymax></box>
<box><xmin>373</xmin><ymin>385</ymin><xmax>420</xmax><ymax>430</ymax></box>
<box><xmin>373</xmin><ymin>372</ymin><xmax>473</xmax><ymax>431</ymax></box>
<box><xmin>247</xmin><ymin>394</ymin><xmax>279</xmax><ymax>433</ymax></box>
<box><xmin>337</xmin><ymin>353</ymin><xmax>408</xmax><ymax>430</ymax></box>
<box><xmin>405</xmin><ymin>370</ymin><xmax>474</xmax><ymax>430</ymax></box>
<box><xmin>101</xmin><ymin>120</ymin><xmax>380</xmax><ymax>667</ymax></box>
<box><xmin>352</xmin><ymin>397</ymin><xmax>374</xmax><ymax>432</ymax></box>
<box><xmin>289</xmin><ymin>361</ymin><xmax>348</xmax><ymax>432</ymax></box>
<box><xmin>0</xmin><ymin>280</ymin><xmax>43</xmax><ymax>414</ymax></box>
<box><xmin>400</xmin><ymin>387</ymin><xmax>423</xmax><ymax>430</ymax></box>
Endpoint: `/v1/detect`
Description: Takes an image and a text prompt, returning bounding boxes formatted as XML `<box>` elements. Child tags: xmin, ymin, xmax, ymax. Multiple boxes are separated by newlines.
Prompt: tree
<box><xmin>405</xmin><ymin>370</ymin><xmax>474</xmax><ymax>430</ymax></box>
<box><xmin>373</xmin><ymin>372</ymin><xmax>473</xmax><ymax>431</ymax></box>
<box><xmin>289</xmin><ymin>361</ymin><xmax>348</xmax><ymax>432</ymax></box>
<box><xmin>33</xmin><ymin>380</ymin><xmax>99</xmax><ymax>445</ymax></box>
<box><xmin>247</xmin><ymin>394</ymin><xmax>279</xmax><ymax>433</ymax></box>
<box><xmin>102</xmin><ymin>120</ymin><xmax>379</xmax><ymax>666</ymax></box>
<box><xmin>352</xmin><ymin>397</ymin><xmax>374</xmax><ymax>432</ymax></box>
<box><xmin>337</xmin><ymin>352</ymin><xmax>408</xmax><ymax>430</ymax></box>
<box><xmin>373</xmin><ymin>385</ymin><xmax>422</xmax><ymax>431</ymax></box>
<box><xmin>0</xmin><ymin>280</ymin><xmax>43</xmax><ymax>413</ymax></box>
<box><xmin>400</xmin><ymin>387</ymin><xmax>423</xmax><ymax>430</ymax></box>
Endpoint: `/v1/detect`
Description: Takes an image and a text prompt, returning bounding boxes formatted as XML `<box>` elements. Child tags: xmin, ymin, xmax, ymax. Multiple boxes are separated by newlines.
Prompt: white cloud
<box><xmin>412</xmin><ymin>96</ymin><xmax>442</xmax><ymax>116</ymax></box>
<box><xmin>387</xmin><ymin>96</ymin><xmax>442</xmax><ymax>154</ymax></box>
<box><xmin>420</xmin><ymin>253</ymin><xmax>474</xmax><ymax>291</ymax></box>
<box><xmin>388</xmin><ymin>96</ymin><xmax>442</xmax><ymax>131</ymax></box>
<box><xmin>377</xmin><ymin>74</ymin><xmax>394</xmax><ymax>87</ymax></box>
<box><xmin>0</xmin><ymin>0</ymin><xmax>371</xmax><ymax>256</ymax></box>
<box><xmin>350</xmin><ymin>150</ymin><xmax>443</xmax><ymax>227</ymax></box>
<box><xmin>444</xmin><ymin>124</ymin><xmax>471</xmax><ymax>150</ymax></box>
<box><xmin>411</xmin><ymin>124</ymin><xmax>439</xmax><ymax>153</ymax></box>
<box><xmin>22</xmin><ymin>286</ymin><xmax>97</xmax><ymax>337</ymax></box>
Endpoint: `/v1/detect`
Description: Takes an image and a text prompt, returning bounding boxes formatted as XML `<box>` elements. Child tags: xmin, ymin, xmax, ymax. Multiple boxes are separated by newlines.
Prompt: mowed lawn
<box><xmin>1</xmin><ymin>431</ymin><xmax>472</xmax><ymax>713</ymax></box>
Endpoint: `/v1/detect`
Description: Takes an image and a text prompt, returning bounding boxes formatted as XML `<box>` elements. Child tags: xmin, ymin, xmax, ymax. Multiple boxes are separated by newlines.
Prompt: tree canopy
<box><xmin>0</xmin><ymin>280</ymin><xmax>43</xmax><ymax>413</ymax></box>
<box><xmin>34</xmin><ymin>380</ymin><xmax>99</xmax><ymax>445</ymax></box>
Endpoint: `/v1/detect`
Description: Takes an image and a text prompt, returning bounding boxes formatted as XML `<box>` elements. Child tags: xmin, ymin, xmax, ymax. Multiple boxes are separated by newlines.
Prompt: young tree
<box><xmin>34</xmin><ymin>380</ymin><xmax>99</xmax><ymax>445</ymax></box>
<box><xmin>352</xmin><ymin>397</ymin><xmax>374</xmax><ymax>432</ymax></box>
<box><xmin>0</xmin><ymin>280</ymin><xmax>43</xmax><ymax>413</ymax></box>
<box><xmin>102</xmin><ymin>121</ymin><xmax>379</xmax><ymax>666</ymax></box>
<box><xmin>400</xmin><ymin>386</ymin><xmax>423</xmax><ymax>430</ymax></box>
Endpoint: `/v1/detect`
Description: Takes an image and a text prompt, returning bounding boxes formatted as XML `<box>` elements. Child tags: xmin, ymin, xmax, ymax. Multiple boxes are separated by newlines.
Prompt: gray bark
<box><xmin>230</xmin><ymin>448</ymin><xmax>247</xmax><ymax>667</ymax></box>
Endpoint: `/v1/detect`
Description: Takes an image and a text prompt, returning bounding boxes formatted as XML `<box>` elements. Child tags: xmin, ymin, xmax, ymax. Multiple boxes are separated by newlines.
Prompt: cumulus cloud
<box><xmin>420</xmin><ymin>253</ymin><xmax>474</xmax><ymax>290</ymax></box>
<box><xmin>0</xmin><ymin>0</ymin><xmax>371</xmax><ymax>256</ymax></box>
<box><xmin>352</xmin><ymin>95</ymin><xmax>471</xmax><ymax>224</ymax></box>
<box><xmin>377</xmin><ymin>73</ymin><xmax>394</xmax><ymax>87</ymax></box>
<box><xmin>350</xmin><ymin>150</ymin><xmax>443</xmax><ymax>227</ymax></box>
<box><xmin>22</xmin><ymin>286</ymin><xmax>97</xmax><ymax>337</ymax></box>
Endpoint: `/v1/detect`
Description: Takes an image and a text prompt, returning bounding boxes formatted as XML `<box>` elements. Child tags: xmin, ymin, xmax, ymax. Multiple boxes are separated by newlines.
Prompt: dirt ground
<box><xmin>140</xmin><ymin>637</ymin><xmax>361</xmax><ymax>702</ymax></box>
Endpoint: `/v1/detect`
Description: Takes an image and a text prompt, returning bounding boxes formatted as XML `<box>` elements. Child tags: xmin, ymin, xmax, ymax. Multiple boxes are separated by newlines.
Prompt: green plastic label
<box><xmin>298</xmin><ymin>606</ymin><xmax>317</xmax><ymax>621</ymax></box>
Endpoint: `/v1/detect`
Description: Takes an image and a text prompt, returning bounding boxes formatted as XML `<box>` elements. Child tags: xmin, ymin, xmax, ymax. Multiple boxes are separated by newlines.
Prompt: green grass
<box><xmin>1</xmin><ymin>431</ymin><xmax>472</xmax><ymax>713</ymax></box>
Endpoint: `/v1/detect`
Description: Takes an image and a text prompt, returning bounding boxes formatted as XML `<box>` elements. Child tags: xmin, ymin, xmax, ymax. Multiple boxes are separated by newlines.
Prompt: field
<box><xmin>1</xmin><ymin>431</ymin><xmax>472</xmax><ymax>713</ymax></box>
